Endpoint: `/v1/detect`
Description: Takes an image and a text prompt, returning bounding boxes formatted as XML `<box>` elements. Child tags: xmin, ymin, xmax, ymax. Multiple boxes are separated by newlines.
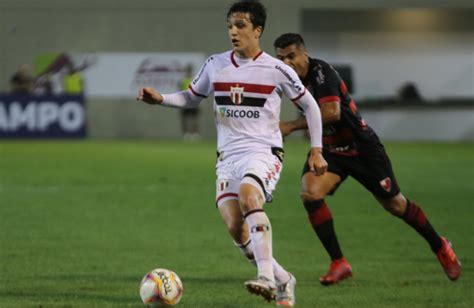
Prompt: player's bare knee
<box><xmin>300</xmin><ymin>188</ymin><xmax>325</xmax><ymax>203</ymax></box>
<box><xmin>239</xmin><ymin>193</ymin><xmax>263</xmax><ymax>213</ymax></box>
<box><xmin>381</xmin><ymin>197</ymin><xmax>405</xmax><ymax>217</ymax></box>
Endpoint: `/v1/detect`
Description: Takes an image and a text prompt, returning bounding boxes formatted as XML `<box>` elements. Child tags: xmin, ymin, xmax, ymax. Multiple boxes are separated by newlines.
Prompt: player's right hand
<box><xmin>136</xmin><ymin>87</ymin><xmax>163</xmax><ymax>105</ymax></box>
<box><xmin>308</xmin><ymin>147</ymin><xmax>328</xmax><ymax>176</ymax></box>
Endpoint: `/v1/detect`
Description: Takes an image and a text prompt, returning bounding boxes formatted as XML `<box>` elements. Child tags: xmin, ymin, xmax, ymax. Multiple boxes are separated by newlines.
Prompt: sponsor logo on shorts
<box><xmin>218</xmin><ymin>180</ymin><xmax>229</xmax><ymax>192</ymax></box>
<box><xmin>380</xmin><ymin>177</ymin><xmax>392</xmax><ymax>192</ymax></box>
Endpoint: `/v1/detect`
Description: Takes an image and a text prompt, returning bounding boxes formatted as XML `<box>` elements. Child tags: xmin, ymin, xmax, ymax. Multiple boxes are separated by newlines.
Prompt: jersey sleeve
<box><xmin>315</xmin><ymin>64</ymin><xmax>342</xmax><ymax>104</ymax></box>
<box><xmin>274</xmin><ymin>62</ymin><xmax>323</xmax><ymax>148</ymax></box>
<box><xmin>274</xmin><ymin>62</ymin><xmax>306</xmax><ymax>101</ymax></box>
<box><xmin>189</xmin><ymin>56</ymin><xmax>215</xmax><ymax>98</ymax></box>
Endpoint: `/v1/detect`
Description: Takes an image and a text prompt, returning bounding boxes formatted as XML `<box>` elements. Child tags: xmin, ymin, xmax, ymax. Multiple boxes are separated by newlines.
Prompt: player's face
<box><xmin>227</xmin><ymin>12</ymin><xmax>262</xmax><ymax>56</ymax></box>
<box><xmin>275</xmin><ymin>44</ymin><xmax>309</xmax><ymax>79</ymax></box>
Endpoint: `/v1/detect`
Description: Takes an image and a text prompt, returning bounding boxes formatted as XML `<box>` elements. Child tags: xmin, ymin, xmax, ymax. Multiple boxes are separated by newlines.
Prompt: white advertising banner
<box><xmin>52</xmin><ymin>52</ymin><xmax>207</xmax><ymax>98</ymax></box>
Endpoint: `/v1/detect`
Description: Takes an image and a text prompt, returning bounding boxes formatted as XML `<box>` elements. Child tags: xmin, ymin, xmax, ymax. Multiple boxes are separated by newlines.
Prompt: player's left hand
<box><xmin>308</xmin><ymin>147</ymin><xmax>327</xmax><ymax>176</ymax></box>
<box><xmin>136</xmin><ymin>87</ymin><xmax>163</xmax><ymax>105</ymax></box>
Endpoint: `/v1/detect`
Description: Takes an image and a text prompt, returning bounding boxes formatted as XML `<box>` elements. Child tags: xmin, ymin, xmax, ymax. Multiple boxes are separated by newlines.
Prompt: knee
<box><xmin>300</xmin><ymin>187</ymin><xmax>325</xmax><ymax>203</ymax></box>
<box><xmin>381</xmin><ymin>195</ymin><xmax>406</xmax><ymax>217</ymax></box>
<box><xmin>239</xmin><ymin>193</ymin><xmax>263</xmax><ymax>213</ymax></box>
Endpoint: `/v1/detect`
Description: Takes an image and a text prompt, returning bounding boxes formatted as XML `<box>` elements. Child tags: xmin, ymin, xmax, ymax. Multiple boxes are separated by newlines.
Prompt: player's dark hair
<box><xmin>273</xmin><ymin>33</ymin><xmax>306</xmax><ymax>49</ymax></box>
<box><xmin>227</xmin><ymin>0</ymin><xmax>266</xmax><ymax>36</ymax></box>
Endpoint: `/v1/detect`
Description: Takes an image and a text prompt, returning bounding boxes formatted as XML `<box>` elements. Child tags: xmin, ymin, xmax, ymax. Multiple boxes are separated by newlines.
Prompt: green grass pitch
<box><xmin>0</xmin><ymin>140</ymin><xmax>472</xmax><ymax>307</ymax></box>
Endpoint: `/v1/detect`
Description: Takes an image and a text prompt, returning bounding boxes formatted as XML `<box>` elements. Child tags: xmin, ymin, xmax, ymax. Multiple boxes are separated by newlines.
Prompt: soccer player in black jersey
<box><xmin>273</xmin><ymin>33</ymin><xmax>461</xmax><ymax>285</ymax></box>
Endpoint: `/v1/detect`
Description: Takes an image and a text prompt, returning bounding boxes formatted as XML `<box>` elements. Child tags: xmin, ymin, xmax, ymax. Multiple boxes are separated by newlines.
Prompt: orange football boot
<box><xmin>320</xmin><ymin>257</ymin><xmax>353</xmax><ymax>286</ymax></box>
<box><xmin>436</xmin><ymin>237</ymin><xmax>461</xmax><ymax>281</ymax></box>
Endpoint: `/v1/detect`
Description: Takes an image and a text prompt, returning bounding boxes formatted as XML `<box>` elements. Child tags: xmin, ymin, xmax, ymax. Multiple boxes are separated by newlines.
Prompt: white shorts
<box><xmin>215</xmin><ymin>149</ymin><xmax>284</xmax><ymax>207</ymax></box>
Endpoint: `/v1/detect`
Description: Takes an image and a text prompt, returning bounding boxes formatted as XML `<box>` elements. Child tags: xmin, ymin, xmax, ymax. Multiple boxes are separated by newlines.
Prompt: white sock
<box><xmin>235</xmin><ymin>240</ymin><xmax>290</xmax><ymax>284</ymax></box>
<box><xmin>272</xmin><ymin>259</ymin><xmax>290</xmax><ymax>284</ymax></box>
<box><xmin>245</xmin><ymin>210</ymin><xmax>274</xmax><ymax>282</ymax></box>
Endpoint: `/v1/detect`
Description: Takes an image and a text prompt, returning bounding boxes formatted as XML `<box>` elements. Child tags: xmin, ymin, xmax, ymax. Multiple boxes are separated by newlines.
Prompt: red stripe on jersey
<box><xmin>340</xmin><ymin>81</ymin><xmax>348</xmax><ymax>96</ymax></box>
<box><xmin>253</xmin><ymin>51</ymin><xmax>263</xmax><ymax>61</ymax></box>
<box><xmin>213</xmin><ymin>82</ymin><xmax>275</xmax><ymax>94</ymax></box>
<box><xmin>230</xmin><ymin>51</ymin><xmax>239</xmax><ymax>68</ymax></box>
<box><xmin>349</xmin><ymin>99</ymin><xmax>358</xmax><ymax>114</ymax></box>
<box><xmin>216</xmin><ymin>193</ymin><xmax>238</xmax><ymax>204</ymax></box>
<box><xmin>323</xmin><ymin>128</ymin><xmax>354</xmax><ymax>144</ymax></box>
<box><xmin>319</xmin><ymin>96</ymin><xmax>341</xmax><ymax>104</ymax></box>
<box><xmin>291</xmin><ymin>89</ymin><xmax>306</xmax><ymax>102</ymax></box>
<box><xmin>188</xmin><ymin>85</ymin><xmax>207</xmax><ymax>98</ymax></box>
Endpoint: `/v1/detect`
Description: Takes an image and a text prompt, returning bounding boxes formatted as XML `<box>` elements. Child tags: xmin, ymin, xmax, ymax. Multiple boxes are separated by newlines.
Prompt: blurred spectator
<box><xmin>10</xmin><ymin>64</ymin><xmax>34</xmax><ymax>94</ymax></box>
<box><xmin>397</xmin><ymin>82</ymin><xmax>422</xmax><ymax>101</ymax></box>
<box><xmin>35</xmin><ymin>53</ymin><xmax>93</xmax><ymax>94</ymax></box>
<box><xmin>63</xmin><ymin>70</ymin><xmax>84</xmax><ymax>94</ymax></box>
<box><xmin>179</xmin><ymin>64</ymin><xmax>201</xmax><ymax>141</ymax></box>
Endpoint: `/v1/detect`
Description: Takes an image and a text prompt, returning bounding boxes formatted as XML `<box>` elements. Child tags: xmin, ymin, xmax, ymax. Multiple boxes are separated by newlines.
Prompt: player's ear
<box><xmin>254</xmin><ymin>26</ymin><xmax>263</xmax><ymax>38</ymax></box>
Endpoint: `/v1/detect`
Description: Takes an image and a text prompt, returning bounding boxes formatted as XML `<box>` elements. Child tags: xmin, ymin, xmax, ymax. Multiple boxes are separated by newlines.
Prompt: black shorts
<box><xmin>302</xmin><ymin>141</ymin><xmax>400</xmax><ymax>200</ymax></box>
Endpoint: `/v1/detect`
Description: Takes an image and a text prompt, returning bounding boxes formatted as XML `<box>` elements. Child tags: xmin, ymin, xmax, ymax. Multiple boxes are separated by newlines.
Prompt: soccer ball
<box><xmin>140</xmin><ymin>268</ymin><xmax>183</xmax><ymax>306</ymax></box>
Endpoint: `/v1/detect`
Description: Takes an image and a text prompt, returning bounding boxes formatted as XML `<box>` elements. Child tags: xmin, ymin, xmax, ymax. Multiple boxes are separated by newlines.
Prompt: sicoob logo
<box><xmin>219</xmin><ymin>107</ymin><xmax>260</xmax><ymax>119</ymax></box>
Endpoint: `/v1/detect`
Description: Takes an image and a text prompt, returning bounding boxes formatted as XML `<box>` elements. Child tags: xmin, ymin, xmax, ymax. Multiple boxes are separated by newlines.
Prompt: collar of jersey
<box><xmin>231</xmin><ymin>51</ymin><xmax>263</xmax><ymax>68</ymax></box>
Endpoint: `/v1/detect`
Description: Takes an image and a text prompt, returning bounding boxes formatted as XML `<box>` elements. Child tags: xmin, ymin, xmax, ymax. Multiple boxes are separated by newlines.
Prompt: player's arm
<box><xmin>315</xmin><ymin>63</ymin><xmax>343</xmax><ymax>123</ymax></box>
<box><xmin>294</xmin><ymin>91</ymin><xmax>328</xmax><ymax>175</ymax></box>
<box><xmin>280</xmin><ymin>101</ymin><xmax>340</xmax><ymax>137</ymax></box>
<box><xmin>136</xmin><ymin>87</ymin><xmax>202</xmax><ymax>108</ymax></box>
<box><xmin>137</xmin><ymin>55</ymin><xmax>213</xmax><ymax>108</ymax></box>
<box><xmin>277</xmin><ymin>61</ymin><xmax>327</xmax><ymax>174</ymax></box>
<box><xmin>279</xmin><ymin>115</ymin><xmax>306</xmax><ymax>137</ymax></box>
<box><xmin>320</xmin><ymin>101</ymin><xmax>340</xmax><ymax>123</ymax></box>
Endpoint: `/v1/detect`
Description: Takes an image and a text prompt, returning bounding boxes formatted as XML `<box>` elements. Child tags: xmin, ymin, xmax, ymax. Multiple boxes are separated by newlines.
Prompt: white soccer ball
<box><xmin>140</xmin><ymin>268</ymin><xmax>183</xmax><ymax>306</ymax></box>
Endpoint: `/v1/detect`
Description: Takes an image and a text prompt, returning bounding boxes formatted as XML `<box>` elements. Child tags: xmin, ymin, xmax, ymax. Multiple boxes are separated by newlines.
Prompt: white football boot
<box><xmin>244</xmin><ymin>276</ymin><xmax>277</xmax><ymax>302</ymax></box>
<box><xmin>276</xmin><ymin>273</ymin><xmax>296</xmax><ymax>306</ymax></box>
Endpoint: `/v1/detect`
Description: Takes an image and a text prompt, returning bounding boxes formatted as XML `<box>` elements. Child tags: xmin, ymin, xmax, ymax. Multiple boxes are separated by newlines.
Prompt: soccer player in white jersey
<box><xmin>136</xmin><ymin>1</ymin><xmax>327</xmax><ymax>306</ymax></box>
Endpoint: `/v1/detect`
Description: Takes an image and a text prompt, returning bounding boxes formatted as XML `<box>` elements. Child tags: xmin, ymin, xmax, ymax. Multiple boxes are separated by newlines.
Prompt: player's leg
<box><xmin>239</xmin><ymin>182</ymin><xmax>276</xmax><ymax>301</ymax></box>
<box><xmin>376</xmin><ymin>193</ymin><xmax>461</xmax><ymax>281</ymax></box>
<box><xmin>216</xmin><ymin>171</ymin><xmax>292</xmax><ymax>304</ymax></box>
<box><xmin>229</xmin><ymin>222</ymin><xmax>292</xmax><ymax>285</ymax></box>
<box><xmin>219</xmin><ymin>202</ymin><xmax>295</xmax><ymax>300</ymax></box>
<box><xmin>300</xmin><ymin>170</ymin><xmax>352</xmax><ymax>285</ymax></box>
<box><xmin>239</xmin><ymin>181</ymin><xmax>296</xmax><ymax>306</ymax></box>
<box><xmin>239</xmin><ymin>151</ymin><xmax>296</xmax><ymax>305</ymax></box>
<box><xmin>216</xmin><ymin>180</ymin><xmax>275</xmax><ymax>301</ymax></box>
<box><xmin>350</xmin><ymin>141</ymin><xmax>461</xmax><ymax>281</ymax></box>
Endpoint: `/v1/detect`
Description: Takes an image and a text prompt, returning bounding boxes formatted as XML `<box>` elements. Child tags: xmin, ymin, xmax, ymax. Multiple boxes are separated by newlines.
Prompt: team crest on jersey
<box><xmin>230</xmin><ymin>86</ymin><xmax>244</xmax><ymax>105</ymax></box>
<box><xmin>379</xmin><ymin>177</ymin><xmax>392</xmax><ymax>192</ymax></box>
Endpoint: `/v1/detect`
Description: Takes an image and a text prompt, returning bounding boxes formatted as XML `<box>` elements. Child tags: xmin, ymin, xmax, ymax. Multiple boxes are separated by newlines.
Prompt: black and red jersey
<box><xmin>302</xmin><ymin>58</ymin><xmax>379</xmax><ymax>156</ymax></box>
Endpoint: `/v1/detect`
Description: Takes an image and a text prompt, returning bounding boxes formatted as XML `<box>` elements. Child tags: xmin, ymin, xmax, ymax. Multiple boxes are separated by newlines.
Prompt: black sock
<box><xmin>402</xmin><ymin>199</ymin><xmax>442</xmax><ymax>252</ymax></box>
<box><xmin>303</xmin><ymin>199</ymin><xmax>343</xmax><ymax>261</ymax></box>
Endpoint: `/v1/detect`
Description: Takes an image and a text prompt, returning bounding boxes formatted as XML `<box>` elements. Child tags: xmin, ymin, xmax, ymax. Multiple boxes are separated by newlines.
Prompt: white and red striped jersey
<box><xmin>189</xmin><ymin>50</ymin><xmax>311</xmax><ymax>156</ymax></box>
